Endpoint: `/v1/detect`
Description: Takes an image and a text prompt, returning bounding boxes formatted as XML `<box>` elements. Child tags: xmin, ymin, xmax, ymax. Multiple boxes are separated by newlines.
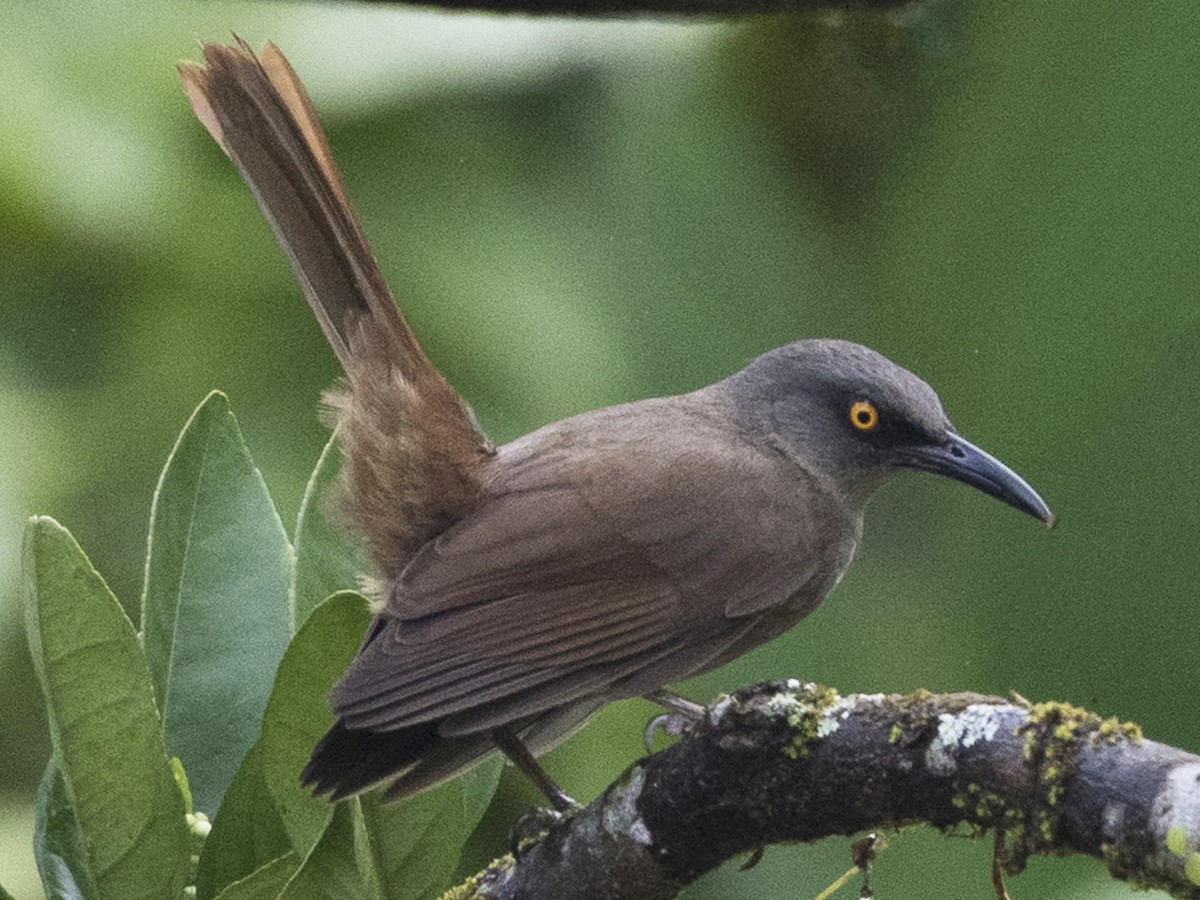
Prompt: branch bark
<box><xmin>357</xmin><ymin>0</ymin><xmax>906</xmax><ymax>16</ymax></box>
<box><xmin>446</xmin><ymin>681</ymin><xmax>1200</xmax><ymax>899</ymax></box>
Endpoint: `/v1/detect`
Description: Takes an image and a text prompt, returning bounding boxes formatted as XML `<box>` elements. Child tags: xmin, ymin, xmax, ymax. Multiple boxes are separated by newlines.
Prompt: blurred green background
<box><xmin>2</xmin><ymin>2</ymin><xmax>1197</xmax><ymax>897</ymax></box>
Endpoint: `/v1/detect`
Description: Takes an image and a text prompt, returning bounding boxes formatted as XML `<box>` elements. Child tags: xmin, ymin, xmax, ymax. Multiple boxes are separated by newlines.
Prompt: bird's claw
<box><xmin>643</xmin><ymin>690</ymin><xmax>708</xmax><ymax>750</ymax></box>
<box><xmin>644</xmin><ymin>710</ymin><xmax>704</xmax><ymax>751</ymax></box>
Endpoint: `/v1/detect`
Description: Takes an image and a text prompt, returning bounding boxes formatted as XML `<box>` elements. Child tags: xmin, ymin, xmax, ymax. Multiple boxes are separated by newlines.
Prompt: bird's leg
<box><xmin>493</xmin><ymin>726</ymin><xmax>578</xmax><ymax>813</ymax></box>
<box><xmin>643</xmin><ymin>689</ymin><xmax>708</xmax><ymax>751</ymax></box>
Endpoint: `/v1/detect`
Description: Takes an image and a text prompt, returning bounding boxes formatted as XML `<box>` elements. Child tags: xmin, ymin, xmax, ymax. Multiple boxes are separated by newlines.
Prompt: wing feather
<box><xmin>332</xmin><ymin>578</ymin><xmax>678</xmax><ymax>729</ymax></box>
<box><xmin>329</xmin><ymin>404</ymin><xmax>840</xmax><ymax>738</ymax></box>
<box><xmin>392</xmin><ymin>485</ymin><xmax>632</xmax><ymax>618</ymax></box>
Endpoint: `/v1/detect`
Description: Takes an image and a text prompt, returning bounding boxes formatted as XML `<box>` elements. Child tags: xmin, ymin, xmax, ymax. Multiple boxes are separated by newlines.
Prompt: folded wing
<box><xmin>329</xmin><ymin>408</ymin><xmax>831</xmax><ymax>740</ymax></box>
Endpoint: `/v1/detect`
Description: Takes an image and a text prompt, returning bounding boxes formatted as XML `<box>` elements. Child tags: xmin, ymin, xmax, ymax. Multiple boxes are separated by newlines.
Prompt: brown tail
<box><xmin>181</xmin><ymin>40</ymin><xmax>492</xmax><ymax>579</ymax></box>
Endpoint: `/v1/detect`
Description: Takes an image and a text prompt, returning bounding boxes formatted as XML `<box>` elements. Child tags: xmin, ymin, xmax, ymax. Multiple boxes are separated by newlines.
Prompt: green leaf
<box><xmin>23</xmin><ymin>516</ymin><xmax>189</xmax><ymax>900</ymax></box>
<box><xmin>141</xmin><ymin>391</ymin><xmax>294</xmax><ymax>816</ymax></box>
<box><xmin>194</xmin><ymin>741</ymin><xmax>293</xmax><ymax>900</ymax></box>
<box><xmin>0</xmin><ymin>884</ymin><xmax>15</xmax><ymax>900</ymax></box>
<box><xmin>292</xmin><ymin>426</ymin><xmax>371</xmax><ymax>629</ymax></box>
<box><xmin>33</xmin><ymin>758</ymin><xmax>96</xmax><ymax>900</ymax></box>
<box><xmin>211</xmin><ymin>854</ymin><xmax>299</xmax><ymax>900</ymax></box>
<box><xmin>260</xmin><ymin>591</ymin><xmax>371</xmax><ymax>855</ymax></box>
<box><xmin>258</xmin><ymin>589</ymin><xmax>502</xmax><ymax>897</ymax></box>
<box><xmin>352</xmin><ymin>753</ymin><xmax>500</xmax><ymax>900</ymax></box>
<box><xmin>459</xmin><ymin>755</ymin><xmax>504</xmax><ymax>837</ymax></box>
<box><xmin>279</xmin><ymin>803</ymin><xmax>373</xmax><ymax>900</ymax></box>
<box><xmin>359</xmin><ymin>790</ymin><xmax>460</xmax><ymax>900</ymax></box>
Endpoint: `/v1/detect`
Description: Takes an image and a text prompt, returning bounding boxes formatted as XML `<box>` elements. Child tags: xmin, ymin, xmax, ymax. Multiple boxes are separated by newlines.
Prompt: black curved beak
<box><xmin>898</xmin><ymin>433</ymin><xmax>1054</xmax><ymax>527</ymax></box>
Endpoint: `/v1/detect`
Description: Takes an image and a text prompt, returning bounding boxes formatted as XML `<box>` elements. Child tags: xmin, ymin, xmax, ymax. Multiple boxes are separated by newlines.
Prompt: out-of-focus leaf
<box><xmin>260</xmin><ymin>591</ymin><xmax>370</xmax><ymax>855</ymax></box>
<box><xmin>279</xmin><ymin>802</ymin><xmax>374</xmax><ymax>900</ymax></box>
<box><xmin>141</xmin><ymin>391</ymin><xmax>294</xmax><ymax>816</ymax></box>
<box><xmin>292</xmin><ymin>427</ymin><xmax>370</xmax><ymax>629</ymax></box>
<box><xmin>23</xmin><ymin>516</ymin><xmax>189</xmax><ymax>900</ymax></box>
<box><xmin>32</xmin><ymin>758</ymin><xmax>94</xmax><ymax>900</ymax></box>
<box><xmin>459</xmin><ymin>755</ymin><xmax>504</xmax><ymax>837</ymax></box>
<box><xmin>211</xmin><ymin>854</ymin><xmax>299</xmax><ymax>900</ymax></box>
<box><xmin>352</xmin><ymin>757</ymin><xmax>503</xmax><ymax>900</ymax></box>
<box><xmin>356</xmin><ymin>789</ymin><xmax>463</xmax><ymax>900</ymax></box>
<box><xmin>195</xmin><ymin>742</ymin><xmax>292</xmax><ymax>900</ymax></box>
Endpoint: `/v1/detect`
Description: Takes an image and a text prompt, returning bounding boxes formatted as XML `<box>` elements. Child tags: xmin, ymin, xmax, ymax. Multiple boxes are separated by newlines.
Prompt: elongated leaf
<box><xmin>33</xmin><ymin>758</ymin><xmax>95</xmax><ymax>900</ymax></box>
<box><xmin>259</xmin><ymin>586</ymin><xmax>502</xmax><ymax>896</ymax></box>
<box><xmin>141</xmin><ymin>391</ymin><xmax>294</xmax><ymax>815</ymax></box>
<box><xmin>260</xmin><ymin>591</ymin><xmax>370</xmax><ymax>854</ymax></box>
<box><xmin>195</xmin><ymin>742</ymin><xmax>292</xmax><ymax>900</ymax></box>
<box><xmin>353</xmin><ymin>752</ymin><xmax>500</xmax><ymax>900</ymax></box>
<box><xmin>212</xmin><ymin>855</ymin><xmax>299</xmax><ymax>900</ymax></box>
<box><xmin>280</xmin><ymin>802</ymin><xmax>374</xmax><ymax>900</ymax></box>
<box><xmin>292</xmin><ymin>427</ymin><xmax>370</xmax><ymax>629</ymax></box>
<box><xmin>360</xmin><ymin>789</ymin><xmax>467</xmax><ymax>900</ymax></box>
<box><xmin>23</xmin><ymin>516</ymin><xmax>189</xmax><ymax>900</ymax></box>
<box><xmin>258</xmin><ymin>580</ymin><xmax>503</xmax><ymax>896</ymax></box>
<box><xmin>459</xmin><ymin>756</ymin><xmax>504</xmax><ymax>841</ymax></box>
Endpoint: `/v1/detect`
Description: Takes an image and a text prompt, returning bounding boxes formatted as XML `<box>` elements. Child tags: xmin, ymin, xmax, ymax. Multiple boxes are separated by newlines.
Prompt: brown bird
<box><xmin>180</xmin><ymin>40</ymin><xmax>1052</xmax><ymax>811</ymax></box>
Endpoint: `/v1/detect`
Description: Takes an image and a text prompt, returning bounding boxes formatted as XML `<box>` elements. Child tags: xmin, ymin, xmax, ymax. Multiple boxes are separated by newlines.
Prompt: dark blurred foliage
<box><xmin>1</xmin><ymin>3</ymin><xmax>1197</xmax><ymax>897</ymax></box>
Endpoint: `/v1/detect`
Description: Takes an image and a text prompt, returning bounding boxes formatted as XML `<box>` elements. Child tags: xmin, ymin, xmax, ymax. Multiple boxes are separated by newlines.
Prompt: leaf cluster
<box><xmin>18</xmin><ymin>392</ymin><xmax>501</xmax><ymax>900</ymax></box>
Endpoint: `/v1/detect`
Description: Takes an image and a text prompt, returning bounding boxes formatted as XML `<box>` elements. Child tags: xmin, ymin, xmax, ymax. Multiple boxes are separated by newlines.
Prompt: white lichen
<box><xmin>1153</xmin><ymin>763</ymin><xmax>1200</xmax><ymax>863</ymax></box>
<box><xmin>924</xmin><ymin>704</ymin><xmax>1005</xmax><ymax>775</ymax></box>
<box><xmin>942</xmin><ymin>704</ymin><xmax>1004</xmax><ymax>748</ymax></box>
<box><xmin>819</xmin><ymin>696</ymin><xmax>862</xmax><ymax>736</ymax></box>
<box><xmin>603</xmin><ymin>767</ymin><xmax>653</xmax><ymax>846</ymax></box>
<box><xmin>925</xmin><ymin>737</ymin><xmax>957</xmax><ymax>775</ymax></box>
<box><xmin>709</xmin><ymin>694</ymin><xmax>735</xmax><ymax>723</ymax></box>
<box><xmin>764</xmin><ymin>692</ymin><xmax>809</xmax><ymax>721</ymax></box>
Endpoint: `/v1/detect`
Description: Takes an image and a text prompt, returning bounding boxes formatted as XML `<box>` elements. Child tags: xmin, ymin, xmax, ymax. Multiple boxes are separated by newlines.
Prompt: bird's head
<box><xmin>728</xmin><ymin>339</ymin><xmax>1053</xmax><ymax>525</ymax></box>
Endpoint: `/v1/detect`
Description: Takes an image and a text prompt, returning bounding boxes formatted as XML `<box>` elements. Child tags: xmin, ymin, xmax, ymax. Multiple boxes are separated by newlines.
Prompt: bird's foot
<box><xmin>644</xmin><ymin>711</ymin><xmax>695</xmax><ymax>751</ymax></box>
<box><xmin>643</xmin><ymin>689</ymin><xmax>708</xmax><ymax>750</ymax></box>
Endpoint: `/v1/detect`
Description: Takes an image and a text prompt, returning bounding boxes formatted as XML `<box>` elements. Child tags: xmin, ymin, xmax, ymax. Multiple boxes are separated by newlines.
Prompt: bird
<box><xmin>180</xmin><ymin>40</ymin><xmax>1053</xmax><ymax>812</ymax></box>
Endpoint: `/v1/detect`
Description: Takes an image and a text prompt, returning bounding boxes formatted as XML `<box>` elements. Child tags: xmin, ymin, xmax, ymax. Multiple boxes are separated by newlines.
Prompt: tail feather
<box><xmin>302</xmin><ymin>718</ymin><xmax>440</xmax><ymax>802</ymax></box>
<box><xmin>302</xmin><ymin>718</ymin><xmax>497</xmax><ymax>803</ymax></box>
<box><xmin>180</xmin><ymin>40</ymin><xmax>494</xmax><ymax>580</ymax></box>
<box><xmin>181</xmin><ymin>38</ymin><xmax>410</xmax><ymax>374</ymax></box>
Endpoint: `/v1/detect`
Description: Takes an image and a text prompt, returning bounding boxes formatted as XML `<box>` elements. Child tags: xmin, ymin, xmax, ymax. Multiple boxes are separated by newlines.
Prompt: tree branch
<box><xmin>358</xmin><ymin>0</ymin><xmax>906</xmax><ymax>16</ymax></box>
<box><xmin>446</xmin><ymin>681</ymin><xmax>1200</xmax><ymax>899</ymax></box>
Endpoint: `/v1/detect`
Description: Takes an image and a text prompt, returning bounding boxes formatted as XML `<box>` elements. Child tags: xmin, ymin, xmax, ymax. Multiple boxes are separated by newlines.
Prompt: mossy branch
<box><xmin>445</xmin><ymin>681</ymin><xmax>1200</xmax><ymax>900</ymax></box>
<box><xmin>355</xmin><ymin>0</ymin><xmax>906</xmax><ymax>15</ymax></box>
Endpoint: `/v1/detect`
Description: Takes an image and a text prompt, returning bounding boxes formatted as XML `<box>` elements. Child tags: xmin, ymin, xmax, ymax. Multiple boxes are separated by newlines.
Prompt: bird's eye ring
<box><xmin>849</xmin><ymin>400</ymin><xmax>879</xmax><ymax>431</ymax></box>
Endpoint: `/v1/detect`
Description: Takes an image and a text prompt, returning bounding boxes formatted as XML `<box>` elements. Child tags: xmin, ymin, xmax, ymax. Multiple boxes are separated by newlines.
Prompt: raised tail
<box><xmin>180</xmin><ymin>40</ymin><xmax>493</xmax><ymax>579</ymax></box>
<box><xmin>182</xmin><ymin>38</ymin><xmax>409</xmax><ymax>373</ymax></box>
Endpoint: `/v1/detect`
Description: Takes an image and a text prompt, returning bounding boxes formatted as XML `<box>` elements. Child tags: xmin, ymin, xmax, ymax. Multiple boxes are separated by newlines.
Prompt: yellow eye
<box><xmin>849</xmin><ymin>400</ymin><xmax>879</xmax><ymax>431</ymax></box>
